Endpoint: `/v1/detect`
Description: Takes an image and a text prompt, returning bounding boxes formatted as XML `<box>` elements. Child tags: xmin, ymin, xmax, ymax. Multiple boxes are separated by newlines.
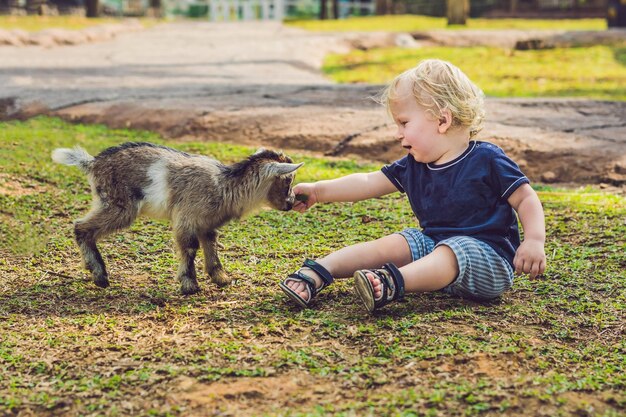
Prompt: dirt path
<box><xmin>1</xmin><ymin>21</ymin><xmax>624</xmax><ymax>186</ymax></box>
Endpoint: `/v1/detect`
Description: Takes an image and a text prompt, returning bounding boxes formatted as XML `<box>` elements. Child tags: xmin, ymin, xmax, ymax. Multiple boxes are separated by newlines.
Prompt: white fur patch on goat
<box><xmin>51</xmin><ymin>146</ymin><xmax>94</xmax><ymax>168</ymax></box>
<box><xmin>140</xmin><ymin>160</ymin><xmax>171</xmax><ymax>219</ymax></box>
<box><xmin>78</xmin><ymin>174</ymin><xmax>103</xmax><ymax>222</ymax></box>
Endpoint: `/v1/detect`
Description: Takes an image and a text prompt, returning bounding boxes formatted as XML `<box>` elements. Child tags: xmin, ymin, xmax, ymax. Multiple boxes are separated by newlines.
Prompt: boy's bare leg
<box><xmin>286</xmin><ymin>234</ymin><xmax>413</xmax><ymax>301</ymax></box>
<box><xmin>363</xmin><ymin>245</ymin><xmax>459</xmax><ymax>296</ymax></box>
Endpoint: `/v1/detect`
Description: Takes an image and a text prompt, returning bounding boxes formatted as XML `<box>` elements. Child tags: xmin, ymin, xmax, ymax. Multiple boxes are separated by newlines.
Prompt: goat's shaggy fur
<box><xmin>52</xmin><ymin>142</ymin><xmax>302</xmax><ymax>294</ymax></box>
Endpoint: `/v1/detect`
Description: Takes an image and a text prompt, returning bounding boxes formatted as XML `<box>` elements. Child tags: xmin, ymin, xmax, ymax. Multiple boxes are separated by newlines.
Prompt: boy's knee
<box><xmin>397</xmin><ymin>228</ymin><xmax>435</xmax><ymax>261</ymax></box>
<box><xmin>378</xmin><ymin>233</ymin><xmax>413</xmax><ymax>266</ymax></box>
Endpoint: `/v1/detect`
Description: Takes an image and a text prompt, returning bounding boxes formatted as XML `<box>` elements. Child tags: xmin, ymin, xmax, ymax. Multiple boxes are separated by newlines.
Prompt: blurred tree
<box><xmin>319</xmin><ymin>0</ymin><xmax>338</xmax><ymax>19</ymax></box>
<box><xmin>376</xmin><ymin>0</ymin><xmax>391</xmax><ymax>15</ymax></box>
<box><xmin>607</xmin><ymin>0</ymin><xmax>626</xmax><ymax>27</ymax></box>
<box><xmin>25</xmin><ymin>0</ymin><xmax>46</xmax><ymax>14</ymax></box>
<box><xmin>447</xmin><ymin>0</ymin><xmax>468</xmax><ymax>25</ymax></box>
<box><xmin>149</xmin><ymin>0</ymin><xmax>162</xmax><ymax>17</ymax></box>
<box><xmin>85</xmin><ymin>0</ymin><xmax>98</xmax><ymax>17</ymax></box>
<box><xmin>0</xmin><ymin>0</ymin><xmax>20</xmax><ymax>14</ymax></box>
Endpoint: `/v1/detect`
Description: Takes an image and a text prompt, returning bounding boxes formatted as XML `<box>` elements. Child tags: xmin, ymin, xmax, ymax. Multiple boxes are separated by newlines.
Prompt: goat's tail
<box><xmin>51</xmin><ymin>146</ymin><xmax>94</xmax><ymax>172</ymax></box>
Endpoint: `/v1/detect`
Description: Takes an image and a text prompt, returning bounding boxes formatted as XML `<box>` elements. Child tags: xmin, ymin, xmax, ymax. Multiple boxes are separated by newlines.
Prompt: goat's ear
<box><xmin>267</xmin><ymin>162</ymin><xmax>304</xmax><ymax>176</ymax></box>
<box><xmin>253</xmin><ymin>147</ymin><xmax>266</xmax><ymax>155</ymax></box>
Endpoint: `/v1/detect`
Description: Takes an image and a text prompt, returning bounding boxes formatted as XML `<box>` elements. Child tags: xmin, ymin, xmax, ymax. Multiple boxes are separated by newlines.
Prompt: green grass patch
<box><xmin>323</xmin><ymin>45</ymin><xmax>626</xmax><ymax>100</ymax></box>
<box><xmin>0</xmin><ymin>117</ymin><xmax>624</xmax><ymax>416</ymax></box>
<box><xmin>0</xmin><ymin>15</ymin><xmax>149</xmax><ymax>32</ymax></box>
<box><xmin>288</xmin><ymin>14</ymin><xmax>625</xmax><ymax>100</ymax></box>
<box><xmin>286</xmin><ymin>14</ymin><xmax>607</xmax><ymax>32</ymax></box>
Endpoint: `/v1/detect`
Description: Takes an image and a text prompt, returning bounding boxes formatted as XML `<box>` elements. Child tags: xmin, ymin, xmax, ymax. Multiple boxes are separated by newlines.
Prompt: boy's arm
<box><xmin>293</xmin><ymin>171</ymin><xmax>397</xmax><ymax>212</ymax></box>
<box><xmin>507</xmin><ymin>183</ymin><xmax>546</xmax><ymax>278</ymax></box>
<box><xmin>316</xmin><ymin>171</ymin><xmax>397</xmax><ymax>202</ymax></box>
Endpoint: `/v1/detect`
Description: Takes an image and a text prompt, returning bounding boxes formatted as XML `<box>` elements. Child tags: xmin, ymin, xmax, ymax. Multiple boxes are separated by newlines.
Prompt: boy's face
<box><xmin>389</xmin><ymin>79</ymin><xmax>450</xmax><ymax>164</ymax></box>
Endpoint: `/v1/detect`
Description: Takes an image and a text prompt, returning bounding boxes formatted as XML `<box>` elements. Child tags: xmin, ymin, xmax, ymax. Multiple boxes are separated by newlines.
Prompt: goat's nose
<box><xmin>283</xmin><ymin>192</ymin><xmax>297</xmax><ymax>210</ymax></box>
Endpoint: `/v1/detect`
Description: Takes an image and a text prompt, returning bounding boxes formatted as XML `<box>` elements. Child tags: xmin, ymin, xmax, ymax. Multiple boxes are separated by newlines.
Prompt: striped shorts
<box><xmin>398</xmin><ymin>228</ymin><xmax>514</xmax><ymax>301</ymax></box>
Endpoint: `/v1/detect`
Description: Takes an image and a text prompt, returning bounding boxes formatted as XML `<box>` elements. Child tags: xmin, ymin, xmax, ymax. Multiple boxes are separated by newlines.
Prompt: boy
<box><xmin>280</xmin><ymin>59</ymin><xmax>546</xmax><ymax>312</ymax></box>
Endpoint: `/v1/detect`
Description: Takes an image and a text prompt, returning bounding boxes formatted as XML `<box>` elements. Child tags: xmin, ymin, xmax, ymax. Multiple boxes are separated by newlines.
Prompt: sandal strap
<box><xmin>383</xmin><ymin>262</ymin><xmax>405</xmax><ymax>301</ymax></box>
<box><xmin>370</xmin><ymin>263</ymin><xmax>405</xmax><ymax>309</ymax></box>
<box><xmin>302</xmin><ymin>258</ymin><xmax>334</xmax><ymax>288</ymax></box>
<box><xmin>281</xmin><ymin>259</ymin><xmax>334</xmax><ymax>307</ymax></box>
<box><xmin>286</xmin><ymin>271</ymin><xmax>319</xmax><ymax>298</ymax></box>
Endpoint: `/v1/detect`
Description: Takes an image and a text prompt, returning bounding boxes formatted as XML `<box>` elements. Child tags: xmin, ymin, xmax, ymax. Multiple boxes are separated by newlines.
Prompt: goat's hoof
<box><xmin>93</xmin><ymin>276</ymin><xmax>110</xmax><ymax>288</ymax></box>
<box><xmin>210</xmin><ymin>270</ymin><xmax>231</xmax><ymax>288</ymax></box>
<box><xmin>180</xmin><ymin>280</ymin><xmax>201</xmax><ymax>295</ymax></box>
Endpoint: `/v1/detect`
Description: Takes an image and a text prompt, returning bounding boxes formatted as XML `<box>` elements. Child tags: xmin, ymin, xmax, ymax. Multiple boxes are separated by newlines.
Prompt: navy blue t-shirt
<box><xmin>381</xmin><ymin>141</ymin><xmax>529</xmax><ymax>267</ymax></box>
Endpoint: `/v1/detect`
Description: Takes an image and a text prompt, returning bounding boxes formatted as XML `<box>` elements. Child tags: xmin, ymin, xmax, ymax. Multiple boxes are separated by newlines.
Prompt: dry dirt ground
<box><xmin>1</xmin><ymin>21</ymin><xmax>625</xmax><ymax>187</ymax></box>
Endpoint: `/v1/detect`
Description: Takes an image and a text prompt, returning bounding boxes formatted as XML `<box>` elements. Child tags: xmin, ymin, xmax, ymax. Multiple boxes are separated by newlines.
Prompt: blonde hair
<box><xmin>380</xmin><ymin>59</ymin><xmax>485</xmax><ymax>138</ymax></box>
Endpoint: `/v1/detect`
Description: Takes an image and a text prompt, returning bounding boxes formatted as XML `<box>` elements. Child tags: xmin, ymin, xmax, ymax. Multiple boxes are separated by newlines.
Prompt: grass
<box><xmin>1</xmin><ymin>117</ymin><xmax>625</xmax><ymax>416</ymax></box>
<box><xmin>286</xmin><ymin>14</ymin><xmax>626</xmax><ymax>101</ymax></box>
<box><xmin>3</xmin><ymin>14</ymin><xmax>607</xmax><ymax>33</ymax></box>
<box><xmin>286</xmin><ymin>15</ymin><xmax>607</xmax><ymax>32</ymax></box>
<box><xmin>323</xmin><ymin>45</ymin><xmax>626</xmax><ymax>100</ymax></box>
<box><xmin>0</xmin><ymin>15</ymin><xmax>148</xmax><ymax>32</ymax></box>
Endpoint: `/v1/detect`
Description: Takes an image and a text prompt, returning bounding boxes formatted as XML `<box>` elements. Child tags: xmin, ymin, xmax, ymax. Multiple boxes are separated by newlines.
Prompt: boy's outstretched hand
<box><xmin>292</xmin><ymin>183</ymin><xmax>318</xmax><ymax>213</ymax></box>
<box><xmin>513</xmin><ymin>239</ymin><xmax>546</xmax><ymax>279</ymax></box>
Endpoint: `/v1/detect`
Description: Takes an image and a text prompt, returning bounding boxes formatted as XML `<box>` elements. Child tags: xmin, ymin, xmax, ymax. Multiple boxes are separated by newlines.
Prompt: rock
<box><xmin>614</xmin><ymin>160</ymin><xmax>626</xmax><ymax>175</ymax></box>
<box><xmin>1</xmin><ymin>20</ymin><xmax>144</xmax><ymax>48</ymax></box>
<box><xmin>38</xmin><ymin>29</ymin><xmax>87</xmax><ymax>45</ymax></box>
<box><xmin>345</xmin><ymin>32</ymin><xmax>395</xmax><ymax>50</ymax></box>
<box><xmin>602</xmin><ymin>172</ymin><xmax>626</xmax><ymax>185</ymax></box>
<box><xmin>410</xmin><ymin>29</ymin><xmax>566</xmax><ymax>49</ymax></box>
<box><xmin>408</xmin><ymin>29</ymin><xmax>626</xmax><ymax>50</ymax></box>
<box><xmin>10</xmin><ymin>29</ymin><xmax>29</xmax><ymax>43</ymax></box>
<box><xmin>25</xmin><ymin>33</ymin><xmax>56</xmax><ymax>48</ymax></box>
<box><xmin>0</xmin><ymin>30</ymin><xmax>23</xmax><ymax>46</ymax></box>
<box><xmin>515</xmin><ymin>39</ymin><xmax>551</xmax><ymax>50</ymax></box>
<box><xmin>541</xmin><ymin>171</ymin><xmax>558</xmax><ymax>183</ymax></box>
<box><xmin>82</xmin><ymin>26</ymin><xmax>117</xmax><ymax>42</ymax></box>
<box><xmin>515</xmin><ymin>29</ymin><xmax>626</xmax><ymax>50</ymax></box>
<box><xmin>395</xmin><ymin>33</ymin><xmax>418</xmax><ymax>48</ymax></box>
<box><xmin>0</xmin><ymin>97</ymin><xmax>19</xmax><ymax>120</ymax></box>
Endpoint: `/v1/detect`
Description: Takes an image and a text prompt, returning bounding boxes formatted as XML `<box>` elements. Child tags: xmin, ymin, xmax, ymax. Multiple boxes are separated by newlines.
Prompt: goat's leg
<box><xmin>175</xmin><ymin>230</ymin><xmax>201</xmax><ymax>295</ymax></box>
<box><xmin>74</xmin><ymin>225</ymin><xmax>109</xmax><ymax>287</ymax></box>
<box><xmin>200</xmin><ymin>231</ymin><xmax>231</xmax><ymax>287</ymax></box>
<box><xmin>74</xmin><ymin>205</ymin><xmax>137</xmax><ymax>288</ymax></box>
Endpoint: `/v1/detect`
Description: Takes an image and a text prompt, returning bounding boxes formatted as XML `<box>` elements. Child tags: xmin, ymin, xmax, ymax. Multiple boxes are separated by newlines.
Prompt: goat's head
<box><xmin>255</xmin><ymin>149</ymin><xmax>303</xmax><ymax>211</ymax></box>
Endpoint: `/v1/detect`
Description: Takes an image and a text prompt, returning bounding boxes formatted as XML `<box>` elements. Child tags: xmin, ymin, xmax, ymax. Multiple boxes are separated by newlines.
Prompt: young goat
<box><xmin>52</xmin><ymin>142</ymin><xmax>303</xmax><ymax>295</ymax></box>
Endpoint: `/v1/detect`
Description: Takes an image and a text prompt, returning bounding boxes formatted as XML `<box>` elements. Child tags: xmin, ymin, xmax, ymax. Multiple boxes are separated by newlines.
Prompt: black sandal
<box><xmin>353</xmin><ymin>263</ymin><xmax>405</xmax><ymax>313</ymax></box>
<box><xmin>279</xmin><ymin>258</ymin><xmax>334</xmax><ymax>308</ymax></box>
